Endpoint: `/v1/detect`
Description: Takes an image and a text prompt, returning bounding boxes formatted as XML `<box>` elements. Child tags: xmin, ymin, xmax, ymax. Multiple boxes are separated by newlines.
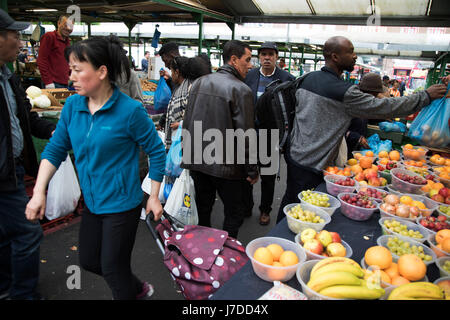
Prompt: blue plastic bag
<box><xmin>364</xmin><ymin>134</ymin><xmax>392</xmax><ymax>155</ymax></box>
<box><xmin>154</xmin><ymin>77</ymin><xmax>171</xmax><ymax>111</ymax></box>
<box><xmin>407</xmin><ymin>88</ymin><xmax>450</xmax><ymax>148</ymax></box>
<box><xmin>379</xmin><ymin>121</ymin><xmax>407</xmax><ymax>133</ymax></box>
<box><xmin>165</xmin><ymin>124</ymin><xmax>183</xmax><ymax>178</ymax></box>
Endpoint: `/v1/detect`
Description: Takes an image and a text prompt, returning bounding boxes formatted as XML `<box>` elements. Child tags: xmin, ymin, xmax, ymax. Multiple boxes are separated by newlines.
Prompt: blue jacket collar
<box><xmin>74</xmin><ymin>85</ymin><xmax>121</xmax><ymax>113</ymax></box>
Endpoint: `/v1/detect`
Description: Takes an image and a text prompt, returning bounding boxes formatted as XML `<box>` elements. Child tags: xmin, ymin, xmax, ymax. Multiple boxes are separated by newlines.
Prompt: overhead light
<box><xmin>26</xmin><ymin>8</ymin><xmax>58</xmax><ymax>12</ymax></box>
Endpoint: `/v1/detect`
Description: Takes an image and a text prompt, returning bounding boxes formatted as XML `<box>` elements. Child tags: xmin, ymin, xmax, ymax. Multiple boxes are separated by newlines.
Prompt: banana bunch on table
<box><xmin>307</xmin><ymin>257</ymin><xmax>385</xmax><ymax>300</ymax></box>
<box><xmin>387</xmin><ymin>282</ymin><xmax>447</xmax><ymax>300</ymax></box>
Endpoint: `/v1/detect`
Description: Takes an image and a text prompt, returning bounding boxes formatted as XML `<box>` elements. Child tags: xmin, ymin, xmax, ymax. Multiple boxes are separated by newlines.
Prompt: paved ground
<box><xmin>36</xmin><ymin>160</ymin><xmax>288</xmax><ymax>300</ymax></box>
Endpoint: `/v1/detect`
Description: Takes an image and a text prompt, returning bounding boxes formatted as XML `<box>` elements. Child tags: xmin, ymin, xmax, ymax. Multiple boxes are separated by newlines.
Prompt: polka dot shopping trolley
<box><xmin>145</xmin><ymin>211</ymin><xmax>249</xmax><ymax>300</ymax></box>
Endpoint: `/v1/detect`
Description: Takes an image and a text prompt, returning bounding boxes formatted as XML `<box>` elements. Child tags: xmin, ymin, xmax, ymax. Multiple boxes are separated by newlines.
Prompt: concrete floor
<box><xmin>36</xmin><ymin>160</ymin><xmax>288</xmax><ymax>300</ymax></box>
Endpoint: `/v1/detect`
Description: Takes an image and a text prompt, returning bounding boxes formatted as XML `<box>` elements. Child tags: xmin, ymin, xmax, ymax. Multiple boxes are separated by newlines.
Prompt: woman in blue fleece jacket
<box><xmin>25</xmin><ymin>36</ymin><xmax>166</xmax><ymax>300</ymax></box>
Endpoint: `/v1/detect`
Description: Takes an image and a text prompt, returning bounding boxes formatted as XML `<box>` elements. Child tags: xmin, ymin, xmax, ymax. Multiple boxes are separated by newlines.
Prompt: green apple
<box><xmin>317</xmin><ymin>230</ymin><xmax>333</xmax><ymax>247</ymax></box>
<box><xmin>300</xmin><ymin>228</ymin><xmax>317</xmax><ymax>244</ymax></box>
<box><xmin>429</xmin><ymin>189</ymin><xmax>439</xmax><ymax>197</ymax></box>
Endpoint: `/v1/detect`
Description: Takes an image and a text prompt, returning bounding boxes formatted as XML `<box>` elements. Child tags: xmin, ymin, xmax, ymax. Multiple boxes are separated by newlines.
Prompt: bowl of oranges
<box><xmin>431</xmin><ymin>166</ymin><xmax>450</xmax><ymax>188</ymax></box>
<box><xmin>246</xmin><ymin>237</ymin><xmax>307</xmax><ymax>282</ymax></box>
<box><xmin>402</xmin><ymin>144</ymin><xmax>428</xmax><ymax>161</ymax></box>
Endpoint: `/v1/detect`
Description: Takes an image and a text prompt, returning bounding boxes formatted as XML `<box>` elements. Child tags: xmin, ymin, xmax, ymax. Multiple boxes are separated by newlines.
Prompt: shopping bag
<box><xmin>164</xmin><ymin>169</ymin><xmax>198</xmax><ymax>226</ymax></box>
<box><xmin>141</xmin><ymin>174</ymin><xmax>166</xmax><ymax>204</ymax></box>
<box><xmin>45</xmin><ymin>155</ymin><xmax>81</xmax><ymax>220</ymax></box>
<box><xmin>407</xmin><ymin>89</ymin><xmax>450</xmax><ymax>148</ymax></box>
<box><xmin>154</xmin><ymin>77</ymin><xmax>171</xmax><ymax>111</ymax></box>
<box><xmin>379</xmin><ymin>121</ymin><xmax>407</xmax><ymax>133</ymax></box>
<box><xmin>165</xmin><ymin>122</ymin><xmax>183</xmax><ymax>178</ymax></box>
<box><xmin>335</xmin><ymin>137</ymin><xmax>348</xmax><ymax>167</ymax></box>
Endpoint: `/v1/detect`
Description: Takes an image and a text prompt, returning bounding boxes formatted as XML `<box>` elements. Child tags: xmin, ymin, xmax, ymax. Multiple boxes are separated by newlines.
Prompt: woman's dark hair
<box><xmin>222</xmin><ymin>40</ymin><xmax>251</xmax><ymax>64</ymax></box>
<box><xmin>64</xmin><ymin>35</ymin><xmax>130</xmax><ymax>83</ymax></box>
<box><xmin>170</xmin><ymin>56</ymin><xmax>211</xmax><ymax>81</ymax></box>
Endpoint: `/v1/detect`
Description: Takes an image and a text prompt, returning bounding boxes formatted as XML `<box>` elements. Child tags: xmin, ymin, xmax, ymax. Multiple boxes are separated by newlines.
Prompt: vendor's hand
<box><xmin>359</xmin><ymin>136</ymin><xmax>370</xmax><ymax>149</ymax></box>
<box><xmin>159</xmin><ymin>69</ymin><xmax>170</xmax><ymax>80</ymax></box>
<box><xmin>441</xmin><ymin>75</ymin><xmax>450</xmax><ymax>86</ymax></box>
<box><xmin>426</xmin><ymin>84</ymin><xmax>447</xmax><ymax>100</ymax></box>
<box><xmin>170</xmin><ymin>122</ymin><xmax>179</xmax><ymax>129</ymax></box>
<box><xmin>25</xmin><ymin>193</ymin><xmax>46</xmax><ymax>222</ymax></box>
<box><xmin>247</xmin><ymin>175</ymin><xmax>259</xmax><ymax>185</ymax></box>
<box><xmin>146</xmin><ymin>195</ymin><xmax>163</xmax><ymax>221</ymax></box>
<box><xmin>45</xmin><ymin>83</ymin><xmax>55</xmax><ymax>89</ymax></box>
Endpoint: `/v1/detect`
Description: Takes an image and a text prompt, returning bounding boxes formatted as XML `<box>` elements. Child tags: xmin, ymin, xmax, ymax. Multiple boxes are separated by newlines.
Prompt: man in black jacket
<box><xmin>244</xmin><ymin>42</ymin><xmax>295</xmax><ymax>225</ymax></box>
<box><xmin>181</xmin><ymin>40</ymin><xmax>258</xmax><ymax>239</ymax></box>
<box><xmin>0</xmin><ymin>10</ymin><xmax>56</xmax><ymax>300</ymax></box>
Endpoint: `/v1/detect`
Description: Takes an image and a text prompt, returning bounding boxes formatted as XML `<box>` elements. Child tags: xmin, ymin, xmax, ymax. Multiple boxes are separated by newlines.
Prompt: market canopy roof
<box><xmin>6</xmin><ymin>0</ymin><xmax>450</xmax><ymax>27</ymax></box>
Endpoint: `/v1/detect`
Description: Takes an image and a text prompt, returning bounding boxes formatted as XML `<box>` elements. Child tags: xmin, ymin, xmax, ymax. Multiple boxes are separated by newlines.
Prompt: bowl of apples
<box><xmin>294</xmin><ymin>229</ymin><xmax>353</xmax><ymax>260</ymax></box>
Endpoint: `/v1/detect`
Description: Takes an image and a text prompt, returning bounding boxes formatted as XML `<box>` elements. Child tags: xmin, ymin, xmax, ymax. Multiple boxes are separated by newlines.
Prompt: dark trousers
<box><xmin>276</xmin><ymin>156</ymin><xmax>323</xmax><ymax>223</ymax></box>
<box><xmin>190</xmin><ymin>170</ymin><xmax>246</xmax><ymax>239</ymax></box>
<box><xmin>78</xmin><ymin>205</ymin><xmax>143</xmax><ymax>300</ymax></box>
<box><xmin>243</xmin><ymin>173</ymin><xmax>277</xmax><ymax>215</ymax></box>
<box><xmin>0</xmin><ymin>165</ymin><xmax>43</xmax><ymax>299</ymax></box>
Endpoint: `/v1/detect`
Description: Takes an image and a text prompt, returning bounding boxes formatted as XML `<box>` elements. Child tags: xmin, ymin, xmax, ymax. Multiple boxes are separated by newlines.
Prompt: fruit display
<box><xmin>300</xmin><ymin>190</ymin><xmax>331</xmax><ymax>207</ymax></box>
<box><xmin>435</xmin><ymin>277</ymin><xmax>450</xmax><ymax>298</ymax></box>
<box><xmin>324</xmin><ymin>175</ymin><xmax>357</xmax><ymax>196</ymax></box>
<box><xmin>388</xmin><ymin>150</ymin><xmax>401</xmax><ymax>161</ymax></box>
<box><xmin>357</xmin><ymin>187</ymin><xmax>387</xmax><ymax>201</ymax></box>
<box><xmin>443</xmin><ymin>261</ymin><xmax>450</xmax><ymax>273</ymax></box>
<box><xmin>387</xmin><ymin>282</ymin><xmax>446</xmax><ymax>300</ymax></box>
<box><xmin>381</xmin><ymin>219</ymin><xmax>424</xmax><ymax>240</ymax></box>
<box><xmin>338</xmin><ymin>193</ymin><xmax>378</xmax><ymax>221</ymax></box>
<box><xmin>379</xmin><ymin>194</ymin><xmax>430</xmax><ymax>220</ymax></box>
<box><xmin>377</xmin><ymin>159</ymin><xmax>400</xmax><ymax>171</ymax></box>
<box><xmin>429</xmin><ymin>154</ymin><xmax>450</xmax><ymax>166</ymax></box>
<box><xmin>432</xmin><ymin>166</ymin><xmax>450</xmax><ymax>188</ymax></box>
<box><xmin>353</xmin><ymin>167</ymin><xmax>387</xmax><ymax>188</ymax></box>
<box><xmin>386</xmin><ymin>236</ymin><xmax>433</xmax><ymax>262</ymax></box>
<box><xmin>440</xmin><ymin>205</ymin><xmax>450</xmax><ymax>215</ymax></box>
<box><xmin>323</xmin><ymin>166</ymin><xmax>352</xmax><ymax>177</ymax></box>
<box><xmin>391</xmin><ymin>168</ymin><xmax>427</xmax><ymax>194</ymax></box>
<box><xmin>423</xmin><ymin>181</ymin><xmax>450</xmax><ymax>204</ymax></box>
<box><xmin>402</xmin><ymin>145</ymin><xmax>428</xmax><ymax>161</ymax></box>
<box><xmin>418</xmin><ymin>216</ymin><xmax>450</xmax><ymax>233</ymax></box>
<box><xmin>402</xmin><ymin>159</ymin><xmax>428</xmax><ymax>168</ymax></box>
<box><xmin>286</xmin><ymin>204</ymin><xmax>326</xmax><ymax>224</ymax></box>
<box><xmin>393</xmin><ymin>171</ymin><xmax>427</xmax><ymax>185</ymax></box>
<box><xmin>306</xmin><ymin>257</ymin><xmax>385</xmax><ymax>299</ymax></box>
<box><xmin>297</xmin><ymin>229</ymin><xmax>349</xmax><ymax>258</ymax></box>
<box><xmin>404</xmin><ymin>166</ymin><xmax>437</xmax><ymax>181</ymax></box>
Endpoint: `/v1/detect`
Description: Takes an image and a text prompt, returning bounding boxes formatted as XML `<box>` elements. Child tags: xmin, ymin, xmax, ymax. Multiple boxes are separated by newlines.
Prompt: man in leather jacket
<box><xmin>181</xmin><ymin>40</ymin><xmax>259</xmax><ymax>239</ymax></box>
<box><xmin>0</xmin><ymin>9</ymin><xmax>56</xmax><ymax>300</ymax></box>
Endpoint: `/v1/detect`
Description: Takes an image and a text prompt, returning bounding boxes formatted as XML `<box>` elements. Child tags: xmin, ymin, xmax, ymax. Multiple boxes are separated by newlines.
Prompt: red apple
<box><xmin>439</xmin><ymin>188</ymin><xmax>449</xmax><ymax>198</ymax></box>
<box><xmin>317</xmin><ymin>230</ymin><xmax>333</xmax><ymax>247</ymax></box>
<box><xmin>445</xmin><ymin>196</ymin><xmax>450</xmax><ymax>205</ymax></box>
<box><xmin>354</xmin><ymin>172</ymin><xmax>365</xmax><ymax>182</ymax></box>
<box><xmin>329</xmin><ymin>231</ymin><xmax>342</xmax><ymax>244</ymax></box>
<box><xmin>326</xmin><ymin>242</ymin><xmax>347</xmax><ymax>257</ymax></box>
<box><xmin>432</xmin><ymin>194</ymin><xmax>445</xmax><ymax>203</ymax></box>
<box><xmin>368</xmin><ymin>177</ymin><xmax>381</xmax><ymax>187</ymax></box>
<box><xmin>303</xmin><ymin>239</ymin><xmax>323</xmax><ymax>255</ymax></box>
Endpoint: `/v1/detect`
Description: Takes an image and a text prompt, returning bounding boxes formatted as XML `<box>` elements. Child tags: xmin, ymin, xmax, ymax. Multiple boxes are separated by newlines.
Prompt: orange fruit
<box><xmin>266</xmin><ymin>243</ymin><xmax>284</xmax><ymax>262</ymax></box>
<box><xmin>397</xmin><ymin>254</ymin><xmax>426</xmax><ymax>281</ymax></box>
<box><xmin>436</xmin><ymin>229</ymin><xmax>450</xmax><ymax>244</ymax></box>
<box><xmin>366</xmin><ymin>151</ymin><xmax>374</xmax><ymax>157</ymax></box>
<box><xmin>399</xmin><ymin>195</ymin><xmax>413</xmax><ymax>206</ymax></box>
<box><xmin>391</xmin><ymin>275</ymin><xmax>410</xmax><ymax>286</ymax></box>
<box><xmin>445</xmin><ymin>159</ymin><xmax>450</xmax><ymax>166</ymax></box>
<box><xmin>354</xmin><ymin>152</ymin><xmax>363</xmax><ymax>160</ymax></box>
<box><xmin>433</xmin><ymin>182</ymin><xmax>445</xmax><ymax>191</ymax></box>
<box><xmin>347</xmin><ymin>158</ymin><xmax>358</xmax><ymax>166</ymax></box>
<box><xmin>435</xmin><ymin>157</ymin><xmax>446</xmax><ymax>166</ymax></box>
<box><xmin>351</xmin><ymin>164</ymin><xmax>363</xmax><ymax>174</ymax></box>
<box><xmin>365</xmin><ymin>246</ymin><xmax>392</xmax><ymax>270</ymax></box>
<box><xmin>267</xmin><ymin>262</ymin><xmax>287</xmax><ymax>280</ymax></box>
<box><xmin>404</xmin><ymin>144</ymin><xmax>414</xmax><ymax>149</ymax></box>
<box><xmin>378</xmin><ymin>151</ymin><xmax>389</xmax><ymax>158</ymax></box>
<box><xmin>383</xmin><ymin>262</ymin><xmax>399</xmax><ymax>279</ymax></box>
<box><xmin>379</xmin><ymin>158</ymin><xmax>389</xmax><ymax>165</ymax></box>
<box><xmin>253</xmin><ymin>247</ymin><xmax>274</xmax><ymax>266</ymax></box>
<box><xmin>379</xmin><ymin>270</ymin><xmax>391</xmax><ymax>287</ymax></box>
<box><xmin>359</xmin><ymin>156</ymin><xmax>373</xmax><ymax>169</ymax></box>
<box><xmin>389</xmin><ymin>150</ymin><xmax>401</xmax><ymax>161</ymax></box>
<box><xmin>411</xmin><ymin>200</ymin><xmax>426</xmax><ymax>210</ymax></box>
<box><xmin>279</xmin><ymin>250</ymin><xmax>299</xmax><ymax>266</ymax></box>
<box><xmin>442</xmin><ymin>238</ymin><xmax>450</xmax><ymax>253</ymax></box>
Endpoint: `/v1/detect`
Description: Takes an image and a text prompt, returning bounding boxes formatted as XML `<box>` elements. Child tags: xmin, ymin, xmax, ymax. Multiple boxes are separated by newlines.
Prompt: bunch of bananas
<box><xmin>307</xmin><ymin>257</ymin><xmax>385</xmax><ymax>299</ymax></box>
<box><xmin>388</xmin><ymin>282</ymin><xmax>446</xmax><ymax>300</ymax></box>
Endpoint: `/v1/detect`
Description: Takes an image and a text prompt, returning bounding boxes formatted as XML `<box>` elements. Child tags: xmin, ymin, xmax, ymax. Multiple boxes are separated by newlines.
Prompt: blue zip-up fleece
<box><xmin>42</xmin><ymin>86</ymin><xmax>166</xmax><ymax>214</ymax></box>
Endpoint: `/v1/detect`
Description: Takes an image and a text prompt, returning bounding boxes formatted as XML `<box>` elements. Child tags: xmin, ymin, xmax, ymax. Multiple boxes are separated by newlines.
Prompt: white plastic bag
<box><xmin>141</xmin><ymin>174</ymin><xmax>166</xmax><ymax>203</ymax></box>
<box><xmin>45</xmin><ymin>155</ymin><xmax>81</xmax><ymax>220</ymax></box>
<box><xmin>164</xmin><ymin>169</ymin><xmax>198</xmax><ymax>226</ymax></box>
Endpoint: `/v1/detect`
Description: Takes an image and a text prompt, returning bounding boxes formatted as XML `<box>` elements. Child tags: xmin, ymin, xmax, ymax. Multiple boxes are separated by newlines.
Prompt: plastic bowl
<box><xmin>378</xmin><ymin>202</ymin><xmax>417</xmax><ymax>223</ymax></box>
<box><xmin>415</xmin><ymin>217</ymin><xmax>437</xmax><ymax>237</ymax></box>
<box><xmin>376</xmin><ymin>235</ymin><xmax>436</xmax><ymax>266</ymax></box>
<box><xmin>294</xmin><ymin>233</ymin><xmax>353</xmax><ymax>260</ymax></box>
<box><xmin>322</xmin><ymin>167</ymin><xmax>354</xmax><ymax>178</ymax></box>
<box><xmin>390</xmin><ymin>168</ymin><xmax>427</xmax><ymax>195</ymax></box>
<box><xmin>378</xmin><ymin>217</ymin><xmax>428</xmax><ymax>243</ymax></box>
<box><xmin>431</xmin><ymin>166</ymin><xmax>450</xmax><ymax>188</ymax></box>
<box><xmin>427</xmin><ymin>233</ymin><xmax>450</xmax><ymax>258</ymax></box>
<box><xmin>296</xmin><ymin>260</ymin><xmax>350</xmax><ymax>300</ymax></box>
<box><xmin>356</xmin><ymin>185</ymin><xmax>388</xmax><ymax>203</ymax></box>
<box><xmin>246</xmin><ymin>236</ymin><xmax>307</xmax><ymax>282</ymax></box>
<box><xmin>337</xmin><ymin>192</ymin><xmax>379</xmax><ymax>221</ymax></box>
<box><xmin>437</xmin><ymin>204</ymin><xmax>450</xmax><ymax>219</ymax></box>
<box><xmin>401</xmin><ymin>161</ymin><xmax>431</xmax><ymax>171</ymax></box>
<box><xmin>402</xmin><ymin>145</ymin><xmax>428</xmax><ymax>160</ymax></box>
<box><xmin>433</xmin><ymin>275</ymin><xmax>450</xmax><ymax>287</ymax></box>
<box><xmin>283</xmin><ymin>203</ymin><xmax>331</xmax><ymax>234</ymax></box>
<box><xmin>298</xmin><ymin>191</ymin><xmax>341</xmax><ymax>216</ymax></box>
<box><xmin>352</xmin><ymin>150</ymin><xmax>377</xmax><ymax>159</ymax></box>
<box><xmin>435</xmin><ymin>256</ymin><xmax>450</xmax><ymax>277</ymax></box>
<box><xmin>386</xmin><ymin>184</ymin><xmax>403</xmax><ymax>196</ymax></box>
<box><xmin>324</xmin><ymin>174</ymin><xmax>358</xmax><ymax>196</ymax></box>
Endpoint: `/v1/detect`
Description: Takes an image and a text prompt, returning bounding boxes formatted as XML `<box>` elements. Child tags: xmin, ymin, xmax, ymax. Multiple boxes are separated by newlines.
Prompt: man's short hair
<box><xmin>222</xmin><ymin>40</ymin><xmax>251</xmax><ymax>64</ymax></box>
<box><xmin>144</xmin><ymin>51</ymin><xmax>150</xmax><ymax>55</ymax></box>
<box><xmin>323</xmin><ymin>36</ymin><xmax>349</xmax><ymax>60</ymax></box>
<box><xmin>382</xmin><ymin>75</ymin><xmax>390</xmax><ymax>81</ymax></box>
<box><xmin>158</xmin><ymin>42</ymin><xmax>179</xmax><ymax>57</ymax></box>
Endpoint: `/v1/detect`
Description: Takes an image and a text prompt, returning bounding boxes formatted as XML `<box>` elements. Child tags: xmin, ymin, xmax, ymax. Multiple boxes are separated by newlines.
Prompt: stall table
<box><xmin>211</xmin><ymin>183</ymin><xmax>441</xmax><ymax>300</ymax></box>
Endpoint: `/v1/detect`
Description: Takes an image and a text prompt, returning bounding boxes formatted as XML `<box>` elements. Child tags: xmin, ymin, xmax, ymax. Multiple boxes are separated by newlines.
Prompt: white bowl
<box><xmin>283</xmin><ymin>203</ymin><xmax>331</xmax><ymax>235</ymax></box>
<box><xmin>337</xmin><ymin>193</ymin><xmax>379</xmax><ymax>221</ymax></box>
<box><xmin>435</xmin><ymin>256</ymin><xmax>450</xmax><ymax>277</ymax></box>
<box><xmin>427</xmin><ymin>233</ymin><xmax>450</xmax><ymax>258</ymax></box>
<box><xmin>324</xmin><ymin>174</ymin><xmax>358</xmax><ymax>196</ymax></box>
<box><xmin>298</xmin><ymin>190</ymin><xmax>341</xmax><ymax>216</ymax></box>
<box><xmin>378</xmin><ymin>217</ymin><xmax>428</xmax><ymax>243</ymax></box>
<box><xmin>376</xmin><ymin>235</ymin><xmax>436</xmax><ymax>266</ymax></box>
<box><xmin>390</xmin><ymin>168</ymin><xmax>427</xmax><ymax>195</ymax></box>
<box><xmin>246</xmin><ymin>237</ymin><xmax>307</xmax><ymax>282</ymax></box>
<box><xmin>415</xmin><ymin>217</ymin><xmax>437</xmax><ymax>237</ymax></box>
<box><xmin>294</xmin><ymin>233</ymin><xmax>353</xmax><ymax>260</ymax></box>
<box><xmin>437</xmin><ymin>204</ymin><xmax>450</xmax><ymax>219</ymax></box>
<box><xmin>378</xmin><ymin>202</ymin><xmax>418</xmax><ymax>223</ymax></box>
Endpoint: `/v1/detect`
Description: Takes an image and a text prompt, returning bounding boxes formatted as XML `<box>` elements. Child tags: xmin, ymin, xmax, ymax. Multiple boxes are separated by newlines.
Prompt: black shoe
<box><xmin>259</xmin><ymin>212</ymin><xmax>270</xmax><ymax>225</ymax></box>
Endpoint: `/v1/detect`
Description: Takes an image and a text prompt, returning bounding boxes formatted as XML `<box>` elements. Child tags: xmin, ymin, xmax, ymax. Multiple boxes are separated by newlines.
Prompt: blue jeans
<box><xmin>0</xmin><ymin>165</ymin><xmax>43</xmax><ymax>299</ymax></box>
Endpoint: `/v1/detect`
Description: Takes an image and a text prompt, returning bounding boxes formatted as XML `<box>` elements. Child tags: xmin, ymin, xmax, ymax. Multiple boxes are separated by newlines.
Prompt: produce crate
<box><xmin>24</xmin><ymin>62</ymin><xmax>37</xmax><ymax>72</ymax></box>
<box><xmin>367</xmin><ymin>124</ymin><xmax>404</xmax><ymax>145</ymax></box>
<box><xmin>41</xmin><ymin>89</ymin><xmax>76</xmax><ymax>107</ymax></box>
